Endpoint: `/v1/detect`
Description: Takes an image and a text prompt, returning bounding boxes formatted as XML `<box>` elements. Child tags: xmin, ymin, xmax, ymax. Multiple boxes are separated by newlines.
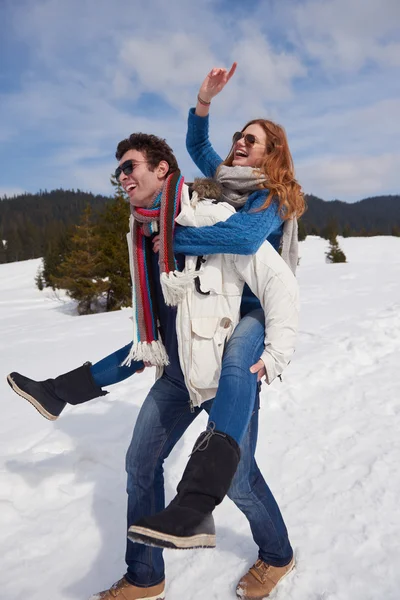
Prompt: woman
<box><xmin>127</xmin><ymin>65</ymin><xmax>304</xmax><ymax>563</ymax></box>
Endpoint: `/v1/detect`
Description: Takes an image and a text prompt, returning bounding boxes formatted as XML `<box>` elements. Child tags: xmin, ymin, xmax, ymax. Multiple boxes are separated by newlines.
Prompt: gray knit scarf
<box><xmin>209</xmin><ymin>165</ymin><xmax>299</xmax><ymax>274</ymax></box>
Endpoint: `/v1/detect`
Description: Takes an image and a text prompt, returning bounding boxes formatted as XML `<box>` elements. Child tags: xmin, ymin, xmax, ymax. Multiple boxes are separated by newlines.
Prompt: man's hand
<box><xmin>152</xmin><ymin>234</ymin><xmax>160</xmax><ymax>254</ymax></box>
<box><xmin>250</xmin><ymin>359</ymin><xmax>266</xmax><ymax>382</ymax></box>
<box><xmin>136</xmin><ymin>361</ymin><xmax>152</xmax><ymax>374</ymax></box>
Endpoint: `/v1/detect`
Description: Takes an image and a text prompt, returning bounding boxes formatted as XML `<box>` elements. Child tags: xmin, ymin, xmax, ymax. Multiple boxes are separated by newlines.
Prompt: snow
<box><xmin>1</xmin><ymin>235</ymin><xmax>400</xmax><ymax>600</ymax></box>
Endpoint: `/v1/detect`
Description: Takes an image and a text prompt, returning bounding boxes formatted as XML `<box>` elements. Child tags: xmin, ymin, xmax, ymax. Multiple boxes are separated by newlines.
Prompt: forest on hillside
<box><xmin>2</xmin><ymin>189</ymin><xmax>399</xmax><ymax>266</ymax></box>
<box><xmin>0</xmin><ymin>189</ymin><xmax>111</xmax><ymax>263</ymax></box>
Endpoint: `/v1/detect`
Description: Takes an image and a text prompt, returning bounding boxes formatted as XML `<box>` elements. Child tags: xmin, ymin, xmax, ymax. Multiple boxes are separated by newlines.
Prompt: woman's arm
<box><xmin>186</xmin><ymin>64</ymin><xmax>237</xmax><ymax>178</ymax></box>
<box><xmin>186</xmin><ymin>109</ymin><xmax>222</xmax><ymax>178</ymax></box>
<box><xmin>174</xmin><ymin>192</ymin><xmax>283</xmax><ymax>256</ymax></box>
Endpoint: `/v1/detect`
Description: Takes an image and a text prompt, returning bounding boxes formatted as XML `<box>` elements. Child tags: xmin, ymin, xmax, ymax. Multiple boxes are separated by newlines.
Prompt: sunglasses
<box><xmin>114</xmin><ymin>159</ymin><xmax>145</xmax><ymax>180</ymax></box>
<box><xmin>232</xmin><ymin>131</ymin><xmax>260</xmax><ymax>147</ymax></box>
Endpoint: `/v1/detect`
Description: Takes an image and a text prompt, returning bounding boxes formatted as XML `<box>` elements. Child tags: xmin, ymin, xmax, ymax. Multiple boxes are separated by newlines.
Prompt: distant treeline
<box><xmin>300</xmin><ymin>194</ymin><xmax>400</xmax><ymax>239</ymax></box>
<box><xmin>0</xmin><ymin>189</ymin><xmax>111</xmax><ymax>263</ymax></box>
<box><xmin>1</xmin><ymin>189</ymin><xmax>400</xmax><ymax>266</ymax></box>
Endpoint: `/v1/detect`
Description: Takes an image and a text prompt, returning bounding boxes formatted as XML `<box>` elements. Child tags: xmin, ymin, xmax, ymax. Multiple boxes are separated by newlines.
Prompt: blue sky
<box><xmin>0</xmin><ymin>0</ymin><xmax>399</xmax><ymax>202</ymax></box>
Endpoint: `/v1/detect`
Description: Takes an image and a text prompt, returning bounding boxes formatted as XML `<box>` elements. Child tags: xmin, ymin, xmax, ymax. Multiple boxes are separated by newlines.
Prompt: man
<box><xmin>87</xmin><ymin>133</ymin><xmax>297</xmax><ymax>600</ymax></box>
<box><xmin>7</xmin><ymin>132</ymin><xmax>297</xmax><ymax>600</ymax></box>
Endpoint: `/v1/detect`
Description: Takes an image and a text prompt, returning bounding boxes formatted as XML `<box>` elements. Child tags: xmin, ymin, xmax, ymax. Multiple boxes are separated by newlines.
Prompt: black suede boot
<box><xmin>6</xmin><ymin>362</ymin><xmax>107</xmax><ymax>421</ymax></box>
<box><xmin>128</xmin><ymin>425</ymin><xmax>241</xmax><ymax>549</ymax></box>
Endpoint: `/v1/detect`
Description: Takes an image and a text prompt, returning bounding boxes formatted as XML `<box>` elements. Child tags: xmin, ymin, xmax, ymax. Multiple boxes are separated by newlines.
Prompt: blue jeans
<box><xmin>90</xmin><ymin>343</ymin><xmax>143</xmax><ymax>388</ymax></box>
<box><xmin>208</xmin><ymin>308</ymin><xmax>265</xmax><ymax>445</ymax></box>
<box><xmin>91</xmin><ymin>310</ymin><xmax>264</xmax><ymax>446</ymax></box>
<box><xmin>124</xmin><ymin>373</ymin><xmax>292</xmax><ymax>587</ymax></box>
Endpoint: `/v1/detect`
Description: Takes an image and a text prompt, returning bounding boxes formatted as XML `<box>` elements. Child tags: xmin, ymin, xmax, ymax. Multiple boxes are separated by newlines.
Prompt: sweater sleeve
<box><xmin>186</xmin><ymin>108</ymin><xmax>223</xmax><ymax>178</ymax></box>
<box><xmin>174</xmin><ymin>192</ymin><xmax>283</xmax><ymax>256</ymax></box>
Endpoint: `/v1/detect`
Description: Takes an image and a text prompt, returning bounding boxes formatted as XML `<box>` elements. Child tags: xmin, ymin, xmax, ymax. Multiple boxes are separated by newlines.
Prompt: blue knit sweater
<box><xmin>173</xmin><ymin>108</ymin><xmax>284</xmax><ymax>256</ymax></box>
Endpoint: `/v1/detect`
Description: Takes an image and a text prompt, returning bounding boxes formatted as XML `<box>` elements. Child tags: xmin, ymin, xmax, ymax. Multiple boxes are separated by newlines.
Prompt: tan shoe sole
<box><xmin>7</xmin><ymin>374</ymin><xmax>58</xmax><ymax>421</ymax></box>
<box><xmin>89</xmin><ymin>591</ymin><xmax>165</xmax><ymax>600</ymax></box>
<box><xmin>128</xmin><ymin>525</ymin><xmax>216</xmax><ymax>549</ymax></box>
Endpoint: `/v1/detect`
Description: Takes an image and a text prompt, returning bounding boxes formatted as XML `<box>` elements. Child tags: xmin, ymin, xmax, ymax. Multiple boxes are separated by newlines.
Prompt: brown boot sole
<box><xmin>128</xmin><ymin>525</ymin><xmax>216</xmax><ymax>549</ymax></box>
<box><xmin>7</xmin><ymin>374</ymin><xmax>58</xmax><ymax>421</ymax></box>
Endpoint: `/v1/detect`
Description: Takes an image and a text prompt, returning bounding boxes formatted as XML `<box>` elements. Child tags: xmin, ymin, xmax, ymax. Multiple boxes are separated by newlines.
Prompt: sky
<box><xmin>0</xmin><ymin>0</ymin><xmax>399</xmax><ymax>202</ymax></box>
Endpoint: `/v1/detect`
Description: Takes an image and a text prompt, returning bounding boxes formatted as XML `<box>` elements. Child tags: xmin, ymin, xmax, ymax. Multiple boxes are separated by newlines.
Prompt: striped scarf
<box><xmin>123</xmin><ymin>170</ymin><xmax>195</xmax><ymax>367</ymax></box>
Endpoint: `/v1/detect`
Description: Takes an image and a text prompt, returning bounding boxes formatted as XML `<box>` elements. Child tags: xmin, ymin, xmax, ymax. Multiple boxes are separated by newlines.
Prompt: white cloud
<box><xmin>291</xmin><ymin>0</ymin><xmax>400</xmax><ymax>72</ymax></box>
<box><xmin>298</xmin><ymin>153</ymin><xmax>400</xmax><ymax>200</ymax></box>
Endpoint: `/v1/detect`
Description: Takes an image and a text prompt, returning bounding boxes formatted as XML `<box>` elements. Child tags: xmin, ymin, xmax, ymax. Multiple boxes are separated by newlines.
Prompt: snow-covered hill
<box><xmin>1</xmin><ymin>236</ymin><xmax>400</xmax><ymax>600</ymax></box>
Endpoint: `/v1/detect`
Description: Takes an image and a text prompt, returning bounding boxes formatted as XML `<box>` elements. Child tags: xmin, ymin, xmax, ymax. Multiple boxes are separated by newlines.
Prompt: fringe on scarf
<box><xmin>121</xmin><ymin>339</ymin><xmax>170</xmax><ymax>368</ymax></box>
<box><xmin>160</xmin><ymin>270</ymin><xmax>200</xmax><ymax>306</ymax></box>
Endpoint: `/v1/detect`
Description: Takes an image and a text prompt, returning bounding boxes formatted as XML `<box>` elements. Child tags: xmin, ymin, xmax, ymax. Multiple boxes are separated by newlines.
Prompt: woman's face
<box><xmin>231</xmin><ymin>123</ymin><xmax>267</xmax><ymax>167</ymax></box>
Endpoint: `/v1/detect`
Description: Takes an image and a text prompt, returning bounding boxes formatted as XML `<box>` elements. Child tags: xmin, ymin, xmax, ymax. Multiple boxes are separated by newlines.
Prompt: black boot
<box><xmin>128</xmin><ymin>425</ymin><xmax>241</xmax><ymax>549</ymax></box>
<box><xmin>6</xmin><ymin>363</ymin><xmax>107</xmax><ymax>421</ymax></box>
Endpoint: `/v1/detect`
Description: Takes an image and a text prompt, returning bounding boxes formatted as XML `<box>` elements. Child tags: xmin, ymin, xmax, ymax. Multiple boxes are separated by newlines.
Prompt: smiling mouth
<box><xmin>235</xmin><ymin>149</ymin><xmax>248</xmax><ymax>158</ymax></box>
<box><xmin>126</xmin><ymin>184</ymin><xmax>137</xmax><ymax>192</ymax></box>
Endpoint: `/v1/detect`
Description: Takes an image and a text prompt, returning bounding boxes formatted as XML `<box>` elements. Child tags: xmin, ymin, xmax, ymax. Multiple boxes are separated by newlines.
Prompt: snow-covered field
<box><xmin>1</xmin><ymin>236</ymin><xmax>400</xmax><ymax>600</ymax></box>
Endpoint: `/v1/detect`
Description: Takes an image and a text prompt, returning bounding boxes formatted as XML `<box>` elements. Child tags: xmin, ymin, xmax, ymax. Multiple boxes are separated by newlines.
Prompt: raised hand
<box><xmin>198</xmin><ymin>63</ymin><xmax>237</xmax><ymax>103</ymax></box>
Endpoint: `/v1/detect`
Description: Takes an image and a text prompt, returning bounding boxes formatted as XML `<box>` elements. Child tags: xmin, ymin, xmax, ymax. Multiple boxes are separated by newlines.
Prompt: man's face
<box><xmin>118</xmin><ymin>149</ymin><xmax>165</xmax><ymax>208</ymax></box>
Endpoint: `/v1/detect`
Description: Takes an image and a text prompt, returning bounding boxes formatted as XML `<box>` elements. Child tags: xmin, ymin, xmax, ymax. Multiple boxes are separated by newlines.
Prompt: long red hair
<box><xmin>223</xmin><ymin>119</ymin><xmax>306</xmax><ymax>219</ymax></box>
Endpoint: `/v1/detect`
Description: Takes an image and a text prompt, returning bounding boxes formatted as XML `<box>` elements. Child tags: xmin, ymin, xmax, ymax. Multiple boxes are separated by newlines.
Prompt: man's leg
<box><xmin>227</xmin><ymin>392</ymin><xmax>294</xmax><ymax>600</ymax></box>
<box><xmin>124</xmin><ymin>375</ymin><xmax>201</xmax><ymax>586</ymax></box>
<box><xmin>226</xmin><ymin>389</ymin><xmax>293</xmax><ymax>567</ymax></box>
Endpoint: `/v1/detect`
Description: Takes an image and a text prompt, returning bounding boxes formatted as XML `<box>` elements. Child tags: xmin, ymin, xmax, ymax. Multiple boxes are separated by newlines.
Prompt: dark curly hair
<box><xmin>116</xmin><ymin>133</ymin><xmax>179</xmax><ymax>174</ymax></box>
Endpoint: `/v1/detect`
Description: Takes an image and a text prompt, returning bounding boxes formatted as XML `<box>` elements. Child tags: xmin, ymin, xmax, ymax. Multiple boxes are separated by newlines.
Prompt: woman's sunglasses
<box><xmin>232</xmin><ymin>131</ymin><xmax>259</xmax><ymax>147</ymax></box>
<box><xmin>115</xmin><ymin>159</ymin><xmax>145</xmax><ymax>180</ymax></box>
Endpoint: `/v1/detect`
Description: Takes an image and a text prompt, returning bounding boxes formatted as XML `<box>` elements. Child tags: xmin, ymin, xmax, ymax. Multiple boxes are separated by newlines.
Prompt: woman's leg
<box><xmin>90</xmin><ymin>343</ymin><xmax>144</xmax><ymax>388</ymax></box>
<box><xmin>7</xmin><ymin>343</ymin><xmax>143</xmax><ymax>420</ymax></box>
<box><xmin>207</xmin><ymin>308</ymin><xmax>265</xmax><ymax>445</ymax></box>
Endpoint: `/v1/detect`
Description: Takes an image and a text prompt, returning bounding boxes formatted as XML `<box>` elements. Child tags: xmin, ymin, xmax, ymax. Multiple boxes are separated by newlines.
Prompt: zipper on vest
<box><xmin>189</xmin><ymin>398</ymin><xmax>195</xmax><ymax>413</ymax></box>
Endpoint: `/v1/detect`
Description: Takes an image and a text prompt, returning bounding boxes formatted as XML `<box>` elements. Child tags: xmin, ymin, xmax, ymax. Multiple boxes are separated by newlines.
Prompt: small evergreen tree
<box><xmin>51</xmin><ymin>205</ymin><xmax>107</xmax><ymax>314</ymax></box>
<box><xmin>326</xmin><ymin>235</ymin><xmax>347</xmax><ymax>263</ymax></box>
<box><xmin>96</xmin><ymin>178</ymin><xmax>131</xmax><ymax>311</ymax></box>
<box><xmin>35</xmin><ymin>266</ymin><xmax>45</xmax><ymax>291</ymax></box>
<box><xmin>42</xmin><ymin>226</ymin><xmax>73</xmax><ymax>288</ymax></box>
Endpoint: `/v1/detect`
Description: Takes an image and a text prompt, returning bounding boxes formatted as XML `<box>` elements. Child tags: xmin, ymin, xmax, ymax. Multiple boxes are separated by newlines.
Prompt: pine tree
<box><xmin>35</xmin><ymin>266</ymin><xmax>45</xmax><ymax>291</ymax></box>
<box><xmin>42</xmin><ymin>226</ymin><xmax>73</xmax><ymax>288</ymax></box>
<box><xmin>51</xmin><ymin>205</ymin><xmax>107</xmax><ymax>314</ymax></box>
<box><xmin>96</xmin><ymin>178</ymin><xmax>131</xmax><ymax>311</ymax></box>
<box><xmin>326</xmin><ymin>235</ymin><xmax>347</xmax><ymax>263</ymax></box>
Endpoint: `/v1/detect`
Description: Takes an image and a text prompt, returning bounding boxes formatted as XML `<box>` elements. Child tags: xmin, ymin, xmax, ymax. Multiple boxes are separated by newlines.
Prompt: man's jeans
<box><xmin>124</xmin><ymin>375</ymin><xmax>293</xmax><ymax>587</ymax></box>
